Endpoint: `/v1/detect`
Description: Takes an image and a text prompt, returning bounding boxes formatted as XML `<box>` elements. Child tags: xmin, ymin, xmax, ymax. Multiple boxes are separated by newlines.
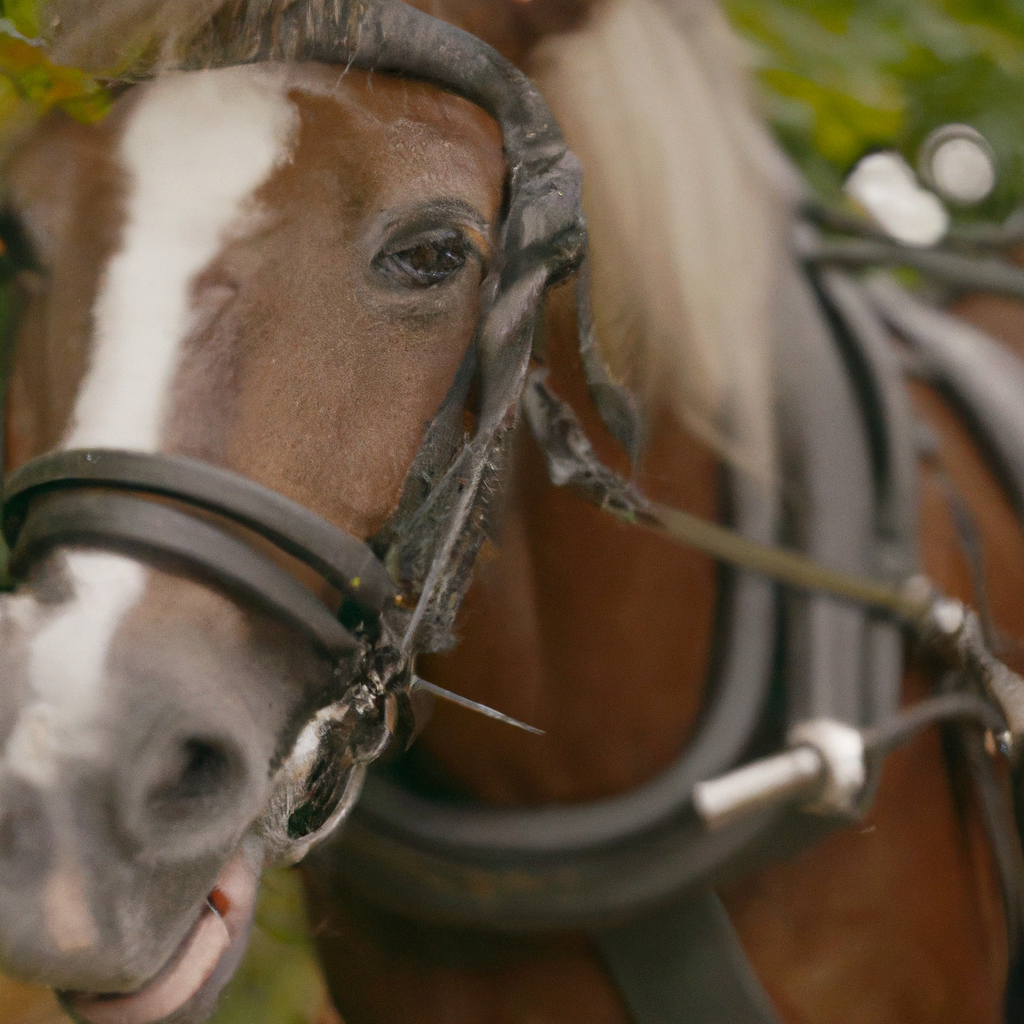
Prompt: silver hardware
<box><xmin>693</xmin><ymin>746</ymin><xmax>824</xmax><ymax>829</ymax></box>
<box><xmin>930</xmin><ymin>596</ymin><xmax>966</xmax><ymax>637</ymax></box>
<box><xmin>694</xmin><ymin>718</ymin><xmax>868</xmax><ymax>828</ymax></box>
<box><xmin>787</xmin><ymin>719</ymin><xmax>866</xmax><ymax>815</ymax></box>
<box><xmin>918</xmin><ymin>124</ymin><xmax>997</xmax><ymax>207</ymax></box>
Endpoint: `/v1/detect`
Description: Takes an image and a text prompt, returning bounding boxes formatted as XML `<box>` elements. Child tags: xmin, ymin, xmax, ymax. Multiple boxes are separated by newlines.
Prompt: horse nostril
<box><xmin>146</xmin><ymin>738</ymin><xmax>241</xmax><ymax>818</ymax></box>
<box><xmin>0</xmin><ymin>780</ymin><xmax>50</xmax><ymax>883</ymax></box>
<box><xmin>142</xmin><ymin>735</ymin><xmax>246</xmax><ymax>828</ymax></box>
<box><xmin>119</xmin><ymin>725</ymin><xmax>260</xmax><ymax>859</ymax></box>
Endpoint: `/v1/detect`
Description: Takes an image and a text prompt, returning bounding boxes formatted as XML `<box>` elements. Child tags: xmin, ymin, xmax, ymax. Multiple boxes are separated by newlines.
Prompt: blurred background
<box><xmin>0</xmin><ymin>0</ymin><xmax>1021</xmax><ymax>1022</ymax></box>
<box><xmin>725</xmin><ymin>0</ymin><xmax>1024</xmax><ymax>223</ymax></box>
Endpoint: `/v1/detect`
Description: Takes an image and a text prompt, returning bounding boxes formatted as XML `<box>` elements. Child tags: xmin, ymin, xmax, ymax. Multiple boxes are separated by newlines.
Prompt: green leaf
<box><xmin>723</xmin><ymin>0</ymin><xmax>1024</xmax><ymax>218</ymax></box>
<box><xmin>0</xmin><ymin>32</ymin><xmax>110</xmax><ymax>125</ymax></box>
<box><xmin>1</xmin><ymin>0</ymin><xmax>41</xmax><ymax>40</ymax></box>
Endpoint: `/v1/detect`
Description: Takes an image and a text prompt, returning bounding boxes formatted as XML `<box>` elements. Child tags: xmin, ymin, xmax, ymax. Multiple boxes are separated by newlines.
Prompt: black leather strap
<box><xmin>4</xmin><ymin>448</ymin><xmax>395</xmax><ymax>614</ymax></box>
<box><xmin>323</xmin><ymin>465</ymin><xmax>778</xmax><ymax>929</ymax></box>
<box><xmin>864</xmin><ymin>275</ymin><xmax>1024</xmax><ymax>522</ymax></box>
<box><xmin>596</xmin><ymin>886</ymin><xmax>783</xmax><ymax>1024</ymax></box>
<box><xmin>854</xmin><ymin>275</ymin><xmax>1024</xmax><ymax>1023</ymax></box>
<box><xmin>10</xmin><ymin>489</ymin><xmax>359</xmax><ymax>656</ymax></box>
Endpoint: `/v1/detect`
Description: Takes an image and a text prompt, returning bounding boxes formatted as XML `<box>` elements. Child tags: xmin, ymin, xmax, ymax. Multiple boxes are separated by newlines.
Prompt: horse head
<box><xmin>0</xmin><ymin>2</ymin><xmax>589</xmax><ymax>1019</ymax></box>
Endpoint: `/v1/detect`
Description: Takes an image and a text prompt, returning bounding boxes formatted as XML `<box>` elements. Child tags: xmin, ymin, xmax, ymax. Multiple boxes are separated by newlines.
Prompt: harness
<box><xmin>4</xmin><ymin>1</ymin><xmax>1024</xmax><ymax>1019</ymax></box>
<box><xmin>318</xmin><ymin>245</ymin><xmax>1024</xmax><ymax>1022</ymax></box>
<box><xmin>315</xmin><ymin>237</ymin><xmax>1019</xmax><ymax>905</ymax></box>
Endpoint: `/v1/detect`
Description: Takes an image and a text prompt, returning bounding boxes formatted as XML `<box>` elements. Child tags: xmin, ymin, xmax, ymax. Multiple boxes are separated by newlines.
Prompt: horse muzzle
<box><xmin>63</xmin><ymin>848</ymin><xmax>260</xmax><ymax>1024</ymax></box>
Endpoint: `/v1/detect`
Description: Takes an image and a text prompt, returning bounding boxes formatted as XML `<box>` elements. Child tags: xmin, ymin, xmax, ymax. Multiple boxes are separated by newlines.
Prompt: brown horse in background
<box><xmin>0</xmin><ymin>1</ymin><xmax>1021</xmax><ymax>1023</ymax></box>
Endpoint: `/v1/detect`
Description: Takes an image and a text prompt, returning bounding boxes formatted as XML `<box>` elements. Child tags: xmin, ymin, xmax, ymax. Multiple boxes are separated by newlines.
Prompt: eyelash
<box><xmin>374</xmin><ymin>230</ymin><xmax>475</xmax><ymax>289</ymax></box>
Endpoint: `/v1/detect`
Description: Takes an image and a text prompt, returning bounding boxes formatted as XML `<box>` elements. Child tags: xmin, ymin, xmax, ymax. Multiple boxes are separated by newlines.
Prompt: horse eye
<box><xmin>376</xmin><ymin>230</ymin><xmax>472</xmax><ymax>288</ymax></box>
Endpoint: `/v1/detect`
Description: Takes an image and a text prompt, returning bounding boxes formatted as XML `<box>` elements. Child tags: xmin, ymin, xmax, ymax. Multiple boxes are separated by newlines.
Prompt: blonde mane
<box><xmin>42</xmin><ymin>0</ymin><xmax>222</xmax><ymax>75</ymax></box>
<box><xmin>527</xmin><ymin>0</ymin><xmax>802</xmax><ymax>478</ymax></box>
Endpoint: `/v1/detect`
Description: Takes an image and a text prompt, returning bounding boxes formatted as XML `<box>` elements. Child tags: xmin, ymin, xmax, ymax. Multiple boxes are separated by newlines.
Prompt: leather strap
<box><xmin>852</xmin><ymin>274</ymin><xmax>1024</xmax><ymax>1023</ymax></box>
<box><xmin>596</xmin><ymin>886</ymin><xmax>782</xmax><ymax>1024</ymax></box>
<box><xmin>10</xmin><ymin>489</ymin><xmax>359</xmax><ymax>656</ymax></box>
<box><xmin>328</xmin><ymin>254</ymin><xmax>912</xmax><ymax>928</ymax></box>
<box><xmin>4</xmin><ymin>448</ymin><xmax>395</xmax><ymax>614</ymax></box>
<box><xmin>323</xmin><ymin>465</ymin><xmax>779</xmax><ymax>929</ymax></box>
<box><xmin>864</xmin><ymin>274</ymin><xmax>1024</xmax><ymax>523</ymax></box>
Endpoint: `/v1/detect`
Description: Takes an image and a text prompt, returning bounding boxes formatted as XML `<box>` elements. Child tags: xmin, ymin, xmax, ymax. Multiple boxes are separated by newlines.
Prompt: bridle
<box><xmin>4</xmin><ymin>0</ymin><xmax>1024</xmax><ymax>921</ymax></box>
<box><xmin>0</xmin><ymin>0</ymin><xmax>636</xmax><ymax>864</ymax></box>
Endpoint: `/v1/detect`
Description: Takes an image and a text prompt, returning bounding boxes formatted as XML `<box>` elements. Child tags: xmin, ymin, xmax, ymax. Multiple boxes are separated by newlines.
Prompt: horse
<box><xmin>0</xmin><ymin>1</ymin><xmax>1023</xmax><ymax>1023</ymax></box>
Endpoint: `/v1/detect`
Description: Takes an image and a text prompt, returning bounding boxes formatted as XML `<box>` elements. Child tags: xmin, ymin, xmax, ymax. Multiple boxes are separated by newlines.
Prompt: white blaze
<box><xmin>6</xmin><ymin>68</ymin><xmax>298</xmax><ymax>784</ymax></box>
<box><xmin>8</xmin><ymin>553</ymin><xmax>145</xmax><ymax>787</ymax></box>
<box><xmin>68</xmin><ymin>67</ymin><xmax>298</xmax><ymax>450</ymax></box>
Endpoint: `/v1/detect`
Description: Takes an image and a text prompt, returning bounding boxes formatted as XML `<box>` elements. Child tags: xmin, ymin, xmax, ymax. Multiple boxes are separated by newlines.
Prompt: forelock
<box><xmin>41</xmin><ymin>0</ymin><xmax>335</xmax><ymax>78</ymax></box>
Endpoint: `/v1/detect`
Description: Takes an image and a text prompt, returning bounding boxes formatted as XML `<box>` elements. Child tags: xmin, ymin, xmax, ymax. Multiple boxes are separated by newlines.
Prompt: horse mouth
<box><xmin>65</xmin><ymin>851</ymin><xmax>259</xmax><ymax>1024</ymax></box>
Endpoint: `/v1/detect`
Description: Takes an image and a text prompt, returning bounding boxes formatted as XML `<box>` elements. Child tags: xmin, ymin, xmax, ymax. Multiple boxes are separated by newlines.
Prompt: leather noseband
<box><xmin>3</xmin><ymin>448</ymin><xmax>398</xmax><ymax>656</ymax></box>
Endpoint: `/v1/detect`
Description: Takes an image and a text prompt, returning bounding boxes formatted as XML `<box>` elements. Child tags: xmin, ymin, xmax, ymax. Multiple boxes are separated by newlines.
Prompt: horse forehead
<box><xmin>68</xmin><ymin>67</ymin><xmax>299</xmax><ymax>453</ymax></box>
<box><xmin>119</xmin><ymin>66</ymin><xmax>299</xmax><ymax>217</ymax></box>
<box><xmin>272</xmin><ymin>67</ymin><xmax>506</xmax><ymax>211</ymax></box>
<box><xmin>71</xmin><ymin>66</ymin><xmax>503</xmax><ymax>452</ymax></box>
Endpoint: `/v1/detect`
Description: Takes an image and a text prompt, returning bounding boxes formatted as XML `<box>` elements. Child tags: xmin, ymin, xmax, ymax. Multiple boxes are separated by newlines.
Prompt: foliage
<box><xmin>1</xmin><ymin>0</ymin><xmax>38</xmax><ymax>41</ymax></box>
<box><xmin>722</xmin><ymin>0</ymin><xmax>1024</xmax><ymax>218</ymax></box>
<box><xmin>0</xmin><ymin>1</ymin><xmax>109</xmax><ymax>133</ymax></box>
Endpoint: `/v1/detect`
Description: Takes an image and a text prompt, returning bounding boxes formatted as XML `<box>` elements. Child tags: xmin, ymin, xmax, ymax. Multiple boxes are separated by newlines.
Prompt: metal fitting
<box><xmin>692</xmin><ymin>719</ymin><xmax>868</xmax><ymax>830</ymax></box>
<box><xmin>787</xmin><ymin>719</ymin><xmax>866</xmax><ymax>815</ymax></box>
<box><xmin>929</xmin><ymin>596</ymin><xmax>966</xmax><ymax>638</ymax></box>
<box><xmin>692</xmin><ymin>747</ymin><xmax>824</xmax><ymax>829</ymax></box>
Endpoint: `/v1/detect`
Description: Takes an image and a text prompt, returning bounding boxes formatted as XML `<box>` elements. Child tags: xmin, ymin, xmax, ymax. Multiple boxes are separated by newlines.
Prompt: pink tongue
<box><xmin>72</xmin><ymin>852</ymin><xmax>258</xmax><ymax>1024</ymax></box>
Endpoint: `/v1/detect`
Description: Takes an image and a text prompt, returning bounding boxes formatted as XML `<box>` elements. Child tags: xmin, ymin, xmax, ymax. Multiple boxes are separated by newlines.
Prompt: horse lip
<box><xmin>64</xmin><ymin>850</ymin><xmax>258</xmax><ymax>1024</ymax></box>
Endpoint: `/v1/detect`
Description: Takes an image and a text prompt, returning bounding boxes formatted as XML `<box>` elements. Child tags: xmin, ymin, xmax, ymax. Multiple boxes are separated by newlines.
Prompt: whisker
<box><xmin>409</xmin><ymin>676</ymin><xmax>545</xmax><ymax>736</ymax></box>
